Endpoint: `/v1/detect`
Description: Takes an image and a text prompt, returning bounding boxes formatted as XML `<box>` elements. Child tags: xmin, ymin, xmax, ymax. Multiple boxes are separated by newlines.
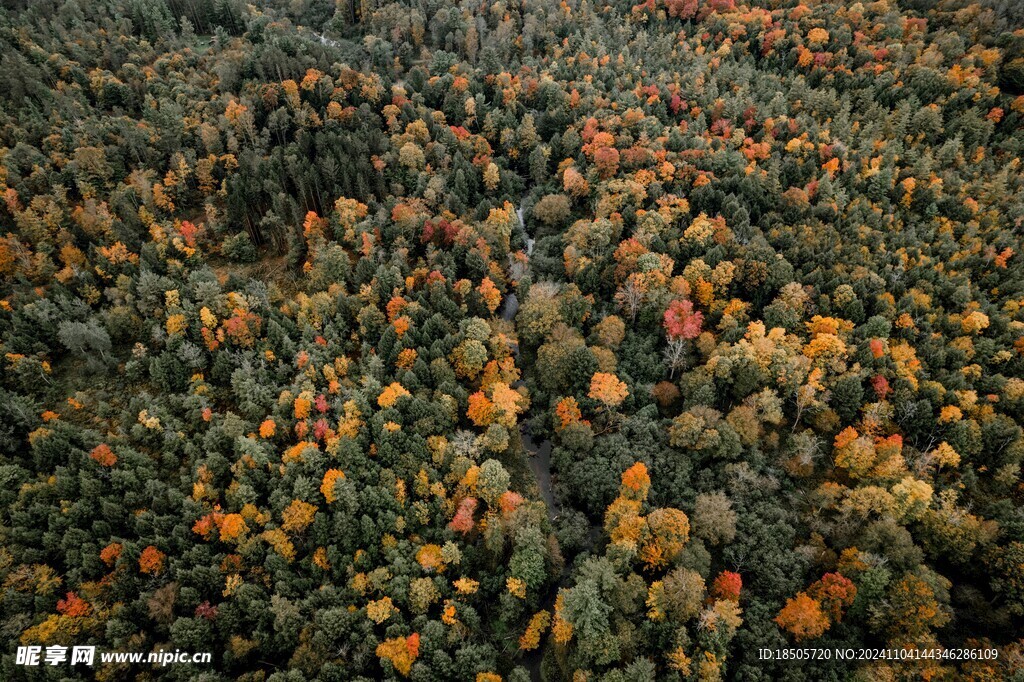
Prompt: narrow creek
<box><xmin>498</xmin><ymin>203</ymin><xmax>533</xmax><ymax>323</ymax></box>
<box><xmin>311</xmin><ymin>32</ymin><xmax>340</xmax><ymax>47</ymax></box>
<box><xmin>503</xmin><ymin>195</ymin><xmax>561</xmax><ymax>680</ymax></box>
<box><xmin>522</xmin><ymin>430</ymin><xmax>558</xmax><ymax>522</ymax></box>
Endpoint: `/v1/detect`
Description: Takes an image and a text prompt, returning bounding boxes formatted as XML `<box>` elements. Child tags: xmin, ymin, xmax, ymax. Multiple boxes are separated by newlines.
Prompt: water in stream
<box><xmin>312</xmin><ymin>32</ymin><xmax>339</xmax><ymax>47</ymax></box>
<box><xmin>517</xmin><ymin>203</ymin><xmax>535</xmax><ymax>256</ymax></box>
<box><xmin>500</xmin><ymin>292</ymin><xmax>519</xmax><ymax>323</ymax></box>
<box><xmin>521</xmin><ymin>428</ymin><xmax>558</xmax><ymax>522</ymax></box>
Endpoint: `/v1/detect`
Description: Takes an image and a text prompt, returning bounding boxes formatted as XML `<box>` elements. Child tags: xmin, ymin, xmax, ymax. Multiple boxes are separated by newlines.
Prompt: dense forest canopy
<box><xmin>2</xmin><ymin>0</ymin><xmax>1024</xmax><ymax>679</ymax></box>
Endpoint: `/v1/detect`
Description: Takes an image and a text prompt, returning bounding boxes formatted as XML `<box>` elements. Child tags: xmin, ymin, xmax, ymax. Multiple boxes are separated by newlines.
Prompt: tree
<box><xmin>219</xmin><ymin>514</ymin><xmax>248</xmax><ymax>542</ymax></box>
<box><xmin>693</xmin><ymin>492</ymin><xmax>737</xmax><ymax>546</ymax></box>
<box><xmin>477</xmin><ymin>277</ymin><xmax>501</xmax><ymax>314</ymax></box>
<box><xmin>989</xmin><ymin>542</ymin><xmax>1024</xmax><ymax>616</ymax></box>
<box><xmin>483</xmin><ymin>162</ymin><xmax>500</xmax><ymax>191</ymax></box>
<box><xmin>808</xmin><ymin>573</ymin><xmax>856</xmax><ymax>623</ymax></box>
<box><xmin>477</xmin><ymin>459</ymin><xmax>511</xmax><ymax>505</ymax></box>
<box><xmin>664</xmin><ymin>299</ymin><xmax>703</xmax><ymax>340</ymax></box>
<box><xmin>589</xmin><ymin>372</ymin><xmax>629</xmax><ymax>409</ymax></box>
<box><xmin>519</xmin><ymin>610</ymin><xmax>551</xmax><ymax>650</ymax></box>
<box><xmin>620</xmin><ymin>462</ymin><xmax>651</xmax><ymax>501</ymax></box>
<box><xmin>378</xmin><ymin>382</ymin><xmax>411</xmax><ymax>408</ymax></box>
<box><xmin>615</xmin><ymin>278</ymin><xmax>645</xmax><ymax>324</ymax></box>
<box><xmin>57</xmin><ymin>320</ymin><xmax>112</xmax><ymax>370</ymax></box>
<box><xmin>663</xmin><ymin>338</ymin><xmax>688</xmax><ymax>379</ymax></box>
<box><xmin>533</xmin><ymin>194</ymin><xmax>571</xmax><ymax>227</ymax></box>
<box><xmin>376</xmin><ymin>634</ymin><xmax>420</xmax><ymax>677</ymax></box>
<box><xmin>281</xmin><ymin>500</ymin><xmax>316</xmax><ymax>532</ymax></box>
<box><xmin>321</xmin><ymin>469</ymin><xmax>346</xmax><ymax>503</ymax></box>
<box><xmin>563</xmin><ymin>166</ymin><xmax>589</xmax><ymax>197</ymax></box>
<box><xmin>641</xmin><ymin>507</ymin><xmax>690</xmax><ymax>570</ymax></box>
<box><xmin>662</xmin><ymin>568</ymin><xmax>706</xmax><ymax>621</ymax></box>
<box><xmin>89</xmin><ymin>443</ymin><xmax>117</xmax><ymax>467</ymax></box>
<box><xmin>876</xmin><ymin>571</ymin><xmax>951</xmax><ymax>641</ymax></box>
<box><xmin>139</xmin><ymin>546</ymin><xmax>166</xmax><ymax>575</ymax></box>
<box><xmin>449</xmin><ymin>497</ymin><xmax>477</xmax><ymax>533</ymax></box>
<box><xmin>775</xmin><ymin>593</ymin><xmax>829</xmax><ymax>641</ymax></box>
<box><xmin>712</xmin><ymin>571</ymin><xmax>742</xmax><ymax>602</ymax></box>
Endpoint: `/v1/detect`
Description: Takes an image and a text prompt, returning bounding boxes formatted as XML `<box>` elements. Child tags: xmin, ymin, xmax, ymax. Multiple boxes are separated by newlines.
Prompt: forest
<box><xmin>1</xmin><ymin>0</ymin><xmax>1024</xmax><ymax>679</ymax></box>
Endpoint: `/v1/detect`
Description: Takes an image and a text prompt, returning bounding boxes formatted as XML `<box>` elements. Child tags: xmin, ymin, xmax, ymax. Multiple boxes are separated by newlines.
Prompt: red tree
<box><xmin>664</xmin><ymin>299</ymin><xmax>703</xmax><ymax>340</ymax></box>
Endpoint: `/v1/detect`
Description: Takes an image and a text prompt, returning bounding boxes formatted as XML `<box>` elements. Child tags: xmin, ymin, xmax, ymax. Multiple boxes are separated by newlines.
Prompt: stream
<box><xmin>519</xmin><ymin>204</ymin><xmax>535</xmax><ymax>257</ymax></box>
<box><xmin>498</xmin><ymin>201</ymin><xmax>533</xmax><ymax>323</ymax></box>
<box><xmin>502</xmin><ymin>193</ymin><xmax>561</xmax><ymax>523</ymax></box>
<box><xmin>312</xmin><ymin>32</ymin><xmax>339</xmax><ymax>47</ymax></box>
<box><xmin>522</xmin><ymin>428</ymin><xmax>558</xmax><ymax>522</ymax></box>
<box><xmin>503</xmin><ymin>196</ymin><xmax>561</xmax><ymax>680</ymax></box>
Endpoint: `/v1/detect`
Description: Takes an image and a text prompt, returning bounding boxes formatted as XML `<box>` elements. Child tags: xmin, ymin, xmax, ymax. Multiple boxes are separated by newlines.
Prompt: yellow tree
<box><xmin>589</xmin><ymin>372</ymin><xmax>629</xmax><ymax>409</ymax></box>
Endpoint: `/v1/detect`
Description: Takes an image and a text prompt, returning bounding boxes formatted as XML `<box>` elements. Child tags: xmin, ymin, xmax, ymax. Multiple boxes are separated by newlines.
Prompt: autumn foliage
<box><xmin>664</xmin><ymin>299</ymin><xmax>703</xmax><ymax>340</ymax></box>
<box><xmin>89</xmin><ymin>443</ymin><xmax>116</xmax><ymax>467</ymax></box>
<box><xmin>589</xmin><ymin>372</ymin><xmax>629</xmax><ymax>408</ymax></box>
<box><xmin>138</xmin><ymin>546</ymin><xmax>165</xmax><ymax>575</ymax></box>
<box><xmin>376</xmin><ymin>633</ymin><xmax>420</xmax><ymax>677</ymax></box>
<box><xmin>3</xmin><ymin>0</ymin><xmax>1023</xmax><ymax>678</ymax></box>
<box><xmin>775</xmin><ymin>592</ymin><xmax>829</xmax><ymax>641</ymax></box>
